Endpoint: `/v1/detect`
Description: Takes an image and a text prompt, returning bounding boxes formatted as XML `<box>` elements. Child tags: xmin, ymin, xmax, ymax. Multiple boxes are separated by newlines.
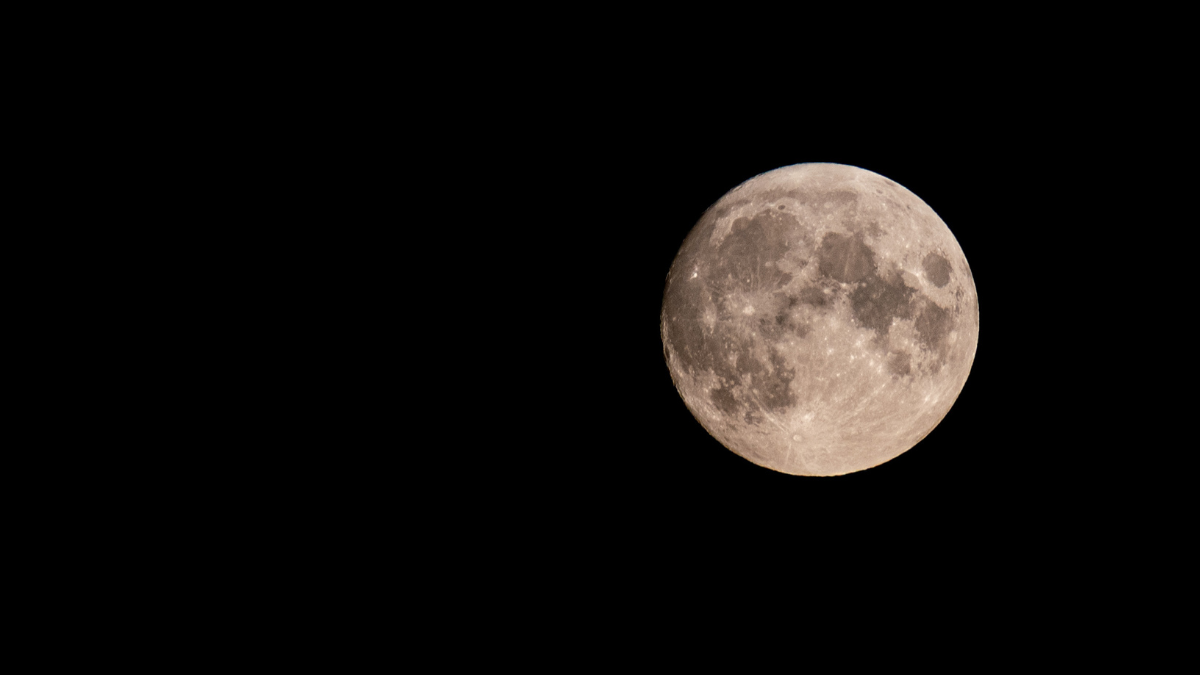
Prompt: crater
<box><xmin>922</xmin><ymin>252</ymin><xmax>952</xmax><ymax>288</ymax></box>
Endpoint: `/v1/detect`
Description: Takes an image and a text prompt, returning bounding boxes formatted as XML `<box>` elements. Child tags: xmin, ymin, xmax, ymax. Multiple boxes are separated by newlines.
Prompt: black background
<box><xmin>23</xmin><ymin>20</ymin><xmax>1185</xmax><ymax>648</ymax></box>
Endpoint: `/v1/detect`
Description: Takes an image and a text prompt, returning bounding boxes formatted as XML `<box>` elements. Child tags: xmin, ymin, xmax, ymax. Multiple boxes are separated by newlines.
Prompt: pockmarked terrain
<box><xmin>661</xmin><ymin>163</ymin><xmax>978</xmax><ymax>476</ymax></box>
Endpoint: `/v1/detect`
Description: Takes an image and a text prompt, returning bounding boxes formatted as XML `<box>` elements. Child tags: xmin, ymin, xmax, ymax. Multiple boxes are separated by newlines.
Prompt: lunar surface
<box><xmin>661</xmin><ymin>163</ymin><xmax>978</xmax><ymax>476</ymax></box>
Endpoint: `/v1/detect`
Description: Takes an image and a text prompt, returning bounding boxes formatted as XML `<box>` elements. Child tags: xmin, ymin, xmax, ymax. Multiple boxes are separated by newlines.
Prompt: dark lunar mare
<box><xmin>663</xmin><ymin>207</ymin><xmax>804</xmax><ymax>423</ymax></box>
<box><xmin>666</xmin><ymin>203</ymin><xmax>960</xmax><ymax>426</ymax></box>
<box><xmin>849</xmin><ymin>272</ymin><xmax>916</xmax><ymax>338</ymax></box>
<box><xmin>922</xmin><ymin>252</ymin><xmax>952</xmax><ymax>288</ymax></box>
<box><xmin>816</xmin><ymin>233</ymin><xmax>875</xmax><ymax>283</ymax></box>
<box><xmin>915</xmin><ymin>303</ymin><xmax>952</xmax><ymax>356</ymax></box>
<box><xmin>888</xmin><ymin>351</ymin><xmax>912</xmax><ymax>377</ymax></box>
<box><xmin>809</xmin><ymin>232</ymin><xmax>956</xmax><ymax>368</ymax></box>
<box><xmin>711</xmin><ymin>209</ymin><xmax>794</xmax><ymax>290</ymax></box>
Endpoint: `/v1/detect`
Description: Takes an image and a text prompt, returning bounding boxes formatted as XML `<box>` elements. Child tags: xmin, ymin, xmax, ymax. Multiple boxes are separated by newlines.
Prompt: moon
<box><xmin>661</xmin><ymin>163</ymin><xmax>978</xmax><ymax>476</ymax></box>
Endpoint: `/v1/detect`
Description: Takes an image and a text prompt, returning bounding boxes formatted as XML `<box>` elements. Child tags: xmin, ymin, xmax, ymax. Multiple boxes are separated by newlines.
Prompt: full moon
<box><xmin>661</xmin><ymin>163</ymin><xmax>978</xmax><ymax>476</ymax></box>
